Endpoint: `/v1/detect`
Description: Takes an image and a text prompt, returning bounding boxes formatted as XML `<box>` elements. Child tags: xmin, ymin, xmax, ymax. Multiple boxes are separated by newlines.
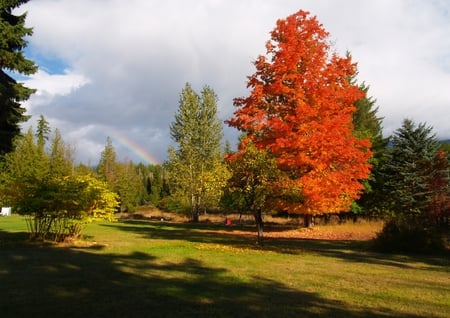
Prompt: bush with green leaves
<box><xmin>0</xmin><ymin>123</ymin><xmax>118</xmax><ymax>241</ymax></box>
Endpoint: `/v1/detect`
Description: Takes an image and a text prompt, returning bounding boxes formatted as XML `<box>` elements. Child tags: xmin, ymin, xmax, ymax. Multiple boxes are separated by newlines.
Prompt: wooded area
<box><xmin>0</xmin><ymin>3</ymin><xmax>449</xmax><ymax>250</ymax></box>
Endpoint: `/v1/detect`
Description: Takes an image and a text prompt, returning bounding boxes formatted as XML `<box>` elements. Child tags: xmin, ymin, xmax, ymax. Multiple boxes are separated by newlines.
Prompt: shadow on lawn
<box><xmin>107</xmin><ymin>220</ymin><xmax>450</xmax><ymax>270</ymax></box>
<box><xmin>0</xmin><ymin>229</ymin><xmax>423</xmax><ymax>318</ymax></box>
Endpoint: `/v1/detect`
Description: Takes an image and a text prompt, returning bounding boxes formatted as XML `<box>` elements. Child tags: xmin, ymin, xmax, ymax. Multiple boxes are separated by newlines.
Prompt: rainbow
<box><xmin>106</xmin><ymin>127</ymin><xmax>160</xmax><ymax>165</ymax></box>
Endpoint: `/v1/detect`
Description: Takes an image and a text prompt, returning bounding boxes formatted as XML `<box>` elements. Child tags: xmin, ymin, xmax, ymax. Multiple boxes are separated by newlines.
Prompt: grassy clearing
<box><xmin>0</xmin><ymin>214</ymin><xmax>449</xmax><ymax>318</ymax></box>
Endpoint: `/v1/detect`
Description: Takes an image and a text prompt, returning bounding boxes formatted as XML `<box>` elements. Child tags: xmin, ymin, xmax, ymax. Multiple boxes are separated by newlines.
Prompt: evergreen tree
<box><xmin>377</xmin><ymin>119</ymin><xmax>449</xmax><ymax>251</ymax></box>
<box><xmin>114</xmin><ymin>160</ymin><xmax>144</xmax><ymax>212</ymax></box>
<box><xmin>49</xmin><ymin>128</ymin><xmax>74</xmax><ymax>177</ymax></box>
<box><xmin>353</xmin><ymin>83</ymin><xmax>386</xmax><ymax>158</ymax></box>
<box><xmin>97</xmin><ymin>137</ymin><xmax>117</xmax><ymax>188</ymax></box>
<box><xmin>35</xmin><ymin>115</ymin><xmax>51</xmax><ymax>150</ymax></box>
<box><xmin>0</xmin><ymin>127</ymin><xmax>48</xmax><ymax>197</ymax></box>
<box><xmin>352</xmin><ymin>82</ymin><xmax>388</xmax><ymax>216</ymax></box>
<box><xmin>141</xmin><ymin>164</ymin><xmax>165</xmax><ymax>206</ymax></box>
<box><xmin>0</xmin><ymin>0</ymin><xmax>37</xmax><ymax>157</ymax></box>
<box><xmin>383</xmin><ymin>119</ymin><xmax>441</xmax><ymax>217</ymax></box>
<box><xmin>167</xmin><ymin>83</ymin><xmax>225</xmax><ymax>222</ymax></box>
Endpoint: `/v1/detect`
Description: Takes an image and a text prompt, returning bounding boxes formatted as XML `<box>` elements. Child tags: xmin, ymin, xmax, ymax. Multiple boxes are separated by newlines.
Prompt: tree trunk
<box><xmin>303</xmin><ymin>214</ymin><xmax>314</xmax><ymax>228</ymax></box>
<box><xmin>191</xmin><ymin>194</ymin><xmax>199</xmax><ymax>222</ymax></box>
<box><xmin>192</xmin><ymin>204</ymin><xmax>200</xmax><ymax>222</ymax></box>
<box><xmin>254</xmin><ymin>209</ymin><xmax>264</xmax><ymax>245</ymax></box>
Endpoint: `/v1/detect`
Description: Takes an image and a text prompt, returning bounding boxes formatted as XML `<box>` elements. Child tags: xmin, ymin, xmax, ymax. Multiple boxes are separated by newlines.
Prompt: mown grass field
<box><xmin>0</xmin><ymin>214</ymin><xmax>449</xmax><ymax>318</ymax></box>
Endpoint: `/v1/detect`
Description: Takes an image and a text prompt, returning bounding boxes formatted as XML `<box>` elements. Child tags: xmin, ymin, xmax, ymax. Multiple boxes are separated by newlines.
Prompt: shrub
<box><xmin>373</xmin><ymin>219</ymin><xmax>446</xmax><ymax>253</ymax></box>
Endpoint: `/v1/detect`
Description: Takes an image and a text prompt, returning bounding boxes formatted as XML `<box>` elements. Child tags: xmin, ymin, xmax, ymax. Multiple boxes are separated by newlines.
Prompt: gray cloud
<box><xmin>18</xmin><ymin>0</ymin><xmax>450</xmax><ymax>164</ymax></box>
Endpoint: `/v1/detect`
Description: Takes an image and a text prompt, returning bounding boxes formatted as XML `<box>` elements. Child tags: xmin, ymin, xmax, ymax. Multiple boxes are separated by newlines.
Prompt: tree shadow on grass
<box><xmin>267</xmin><ymin>236</ymin><xmax>450</xmax><ymax>269</ymax></box>
<box><xmin>105</xmin><ymin>221</ymin><xmax>450</xmax><ymax>270</ymax></box>
<box><xmin>0</xmin><ymin>230</ymin><xmax>422</xmax><ymax>318</ymax></box>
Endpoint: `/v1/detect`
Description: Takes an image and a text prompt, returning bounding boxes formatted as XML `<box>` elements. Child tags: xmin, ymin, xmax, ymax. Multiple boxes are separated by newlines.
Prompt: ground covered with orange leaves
<box><xmin>130</xmin><ymin>206</ymin><xmax>384</xmax><ymax>241</ymax></box>
<box><xmin>211</xmin><ymin>223</ymin><xmax>382</xmax><ymax>241</ymax></box>
<box><xmin>263</xmin><ymin>224</ymin><xmax>381</xmax><ymax>241</ymax></box>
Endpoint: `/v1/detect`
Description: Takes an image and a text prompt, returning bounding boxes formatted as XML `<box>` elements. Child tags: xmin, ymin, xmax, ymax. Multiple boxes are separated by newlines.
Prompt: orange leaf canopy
<box><xmin>227</xmin><ymin>10</ymin><xmax>372</xmax><ymax>214</ymax></box>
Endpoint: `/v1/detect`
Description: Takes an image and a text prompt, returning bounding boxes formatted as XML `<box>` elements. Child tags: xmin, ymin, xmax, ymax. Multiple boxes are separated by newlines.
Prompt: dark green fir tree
<box><xmin>0</xmin><ymin>0</ymin><xmax>37</xmax><ymax>158</ymax></box>
<box><xmin>352</xmin><ymin>82</ymin><xmax>388</xmax><ymax>215</ymax></box>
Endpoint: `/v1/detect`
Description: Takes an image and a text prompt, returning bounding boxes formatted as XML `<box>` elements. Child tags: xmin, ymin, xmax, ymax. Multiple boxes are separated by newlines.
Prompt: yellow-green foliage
<box><xmin>76</xmin><ymin>174</ymin><xmax>119</xmax><ymax>222</ymax></box>
<box><xmin>0</xmin><ymin>123</ymin><xmax>119</xmax><ymax>240</ymax></box>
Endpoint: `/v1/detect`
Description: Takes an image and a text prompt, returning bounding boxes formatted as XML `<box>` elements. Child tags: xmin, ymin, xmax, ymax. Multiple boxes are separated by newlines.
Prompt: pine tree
<box><xmin>167</xmin><ymin>83</ymin><xmax>225</xmax><ymax>222</ymax></box>
<box><xmin>0</xmin><ymin>0</ymin><xmax>37</xmax><ymax>157</ymax></box>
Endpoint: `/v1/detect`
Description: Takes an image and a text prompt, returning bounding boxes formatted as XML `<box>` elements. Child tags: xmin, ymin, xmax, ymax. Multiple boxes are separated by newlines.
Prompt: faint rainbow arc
<box><xmin>106</xmin><ymin>128</ymin><xmax>160</xmax><ymax>165</ymax></box>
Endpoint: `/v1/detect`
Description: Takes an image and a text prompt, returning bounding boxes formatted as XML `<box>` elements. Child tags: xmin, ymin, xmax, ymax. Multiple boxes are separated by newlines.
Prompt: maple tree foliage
<box><xmin>227</xmin><ymin>10</ymin><xmax>372</xmax><ymax>215</ymax></box>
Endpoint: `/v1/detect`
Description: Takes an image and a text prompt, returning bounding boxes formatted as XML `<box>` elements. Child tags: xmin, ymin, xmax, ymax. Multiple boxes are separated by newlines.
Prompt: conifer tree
<box><xmin>382</xmin><ymin>119</ymin><xmax>441</xmax><ymax>218</ymax></box>
<box><xmin>377</xmin><ymin>119</ymin><xmax>449</xmax><ymax>251</ymax></box>
<box><xmin>35</xmin><ymin>115</ymin><xmax>51</xmax><ymax>150</ymax></box>
<box><xmin>352</xmin><ymin>82</ymin><xmax>388</xmax><ymax>215</ymax></box>
<box><xmin>0</xmin><ymin>0</ymin><xmax>37</xmax><ymax>157</ymax></box>
<box><xmin>114</xmin><ymin>160</ymin><xmax>144</xmax><ymax>212</ymax></box>
<box><xmin>97</xmin><ymin>137</ymin><xmax>117</xmax><ymax>188</ymax></box>
<box><xmin>49</xmin><ymin>128</ymin><xmax>74</xmax><ymax>177</ymax></box>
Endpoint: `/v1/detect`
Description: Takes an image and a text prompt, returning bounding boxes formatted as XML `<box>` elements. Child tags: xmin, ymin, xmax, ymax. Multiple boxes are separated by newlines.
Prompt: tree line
<box><xmin>1</xmin><ymin>2</ymin><xmax>449</xmax><ymax>250</ymax></box>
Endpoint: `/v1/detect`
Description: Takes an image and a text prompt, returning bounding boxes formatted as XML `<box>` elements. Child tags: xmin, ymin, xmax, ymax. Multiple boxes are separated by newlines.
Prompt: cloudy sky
<box><xmin>15</xmin><ymin>0</ymin><xmax>450</xmax><ymax>165</ymax></box>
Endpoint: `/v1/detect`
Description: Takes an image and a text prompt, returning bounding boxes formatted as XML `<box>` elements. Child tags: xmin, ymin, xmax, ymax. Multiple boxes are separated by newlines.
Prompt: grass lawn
<box><xmin>0</xmin><ymin>214</ymin><xmax>449</xmax><ymax>317</ymax></box>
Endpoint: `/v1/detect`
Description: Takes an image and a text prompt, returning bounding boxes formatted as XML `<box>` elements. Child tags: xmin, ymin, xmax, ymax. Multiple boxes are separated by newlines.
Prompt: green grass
<box><xmin>0</xmin><ymin>215</ymin><xmax>449</xmax><ymax>317</ymax></box>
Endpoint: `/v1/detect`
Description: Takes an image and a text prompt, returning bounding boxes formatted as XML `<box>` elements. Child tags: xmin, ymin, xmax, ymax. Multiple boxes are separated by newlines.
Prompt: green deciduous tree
<box><xmin>0</xmin><ymin>0</ymin><xmax>37</xmax><ymax>157</ymax></box>
<box><xmin>225</xmin><ymin>139</ymin><xmax>279</xmax><ymax>244</ymax></box>
<box><xmin>167</xmin><ymin>83</ymin><xmax>226</xmax><ymax>222</ymax></box>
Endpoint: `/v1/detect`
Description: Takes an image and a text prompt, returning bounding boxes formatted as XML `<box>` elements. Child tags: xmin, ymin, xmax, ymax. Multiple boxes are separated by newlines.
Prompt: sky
<box><xmin>14</xmin><ymin>0</ymin><xmax>450</xmax><ymax>165</ymax></box>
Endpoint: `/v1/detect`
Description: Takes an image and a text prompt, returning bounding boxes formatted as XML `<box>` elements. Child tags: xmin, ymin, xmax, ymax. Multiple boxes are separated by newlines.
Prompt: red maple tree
<box><xmin>227</xmin><ymin>10</ymin><xmax>372</xmax><ymax>216</ymax></box>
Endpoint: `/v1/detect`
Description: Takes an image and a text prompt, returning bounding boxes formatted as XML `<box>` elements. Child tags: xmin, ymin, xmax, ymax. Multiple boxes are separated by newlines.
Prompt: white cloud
<box><xmin>15</xmin><ymin>0</ymin><xmax>450</xmax><ymax>164</ymax></box>
<box><xmin>24</xmin><ymin>69</ymin><xmax>89</xmax><ymax>98</ymax></box>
